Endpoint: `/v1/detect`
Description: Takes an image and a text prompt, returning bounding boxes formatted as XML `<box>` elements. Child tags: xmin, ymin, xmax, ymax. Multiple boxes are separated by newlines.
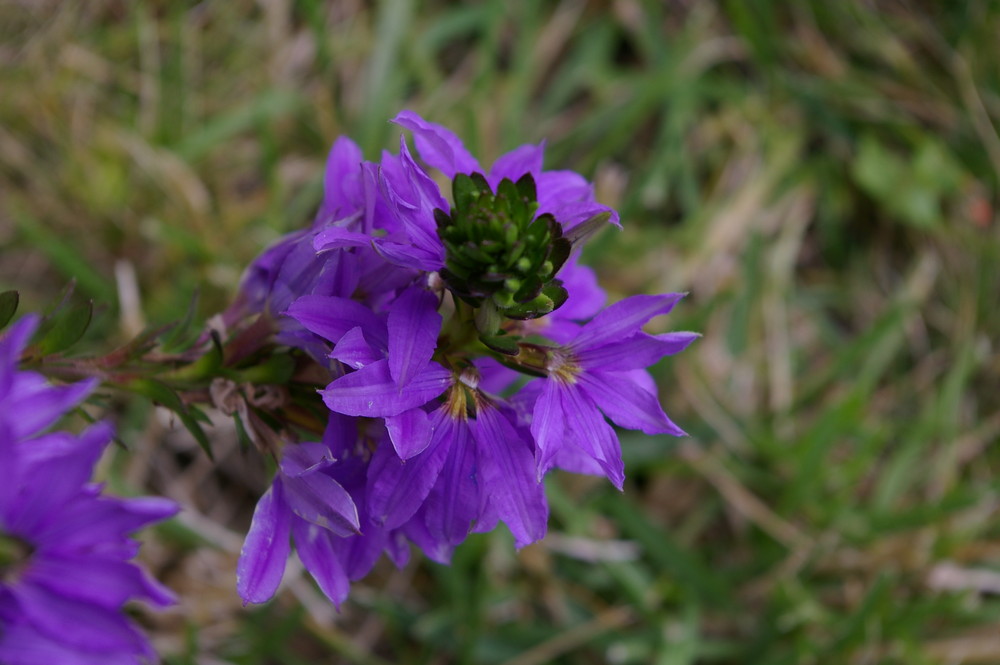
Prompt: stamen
<box><xmin>546</xmin><ymin>348</ymin><xmax>581</xmax><ymax>385</ymax></box>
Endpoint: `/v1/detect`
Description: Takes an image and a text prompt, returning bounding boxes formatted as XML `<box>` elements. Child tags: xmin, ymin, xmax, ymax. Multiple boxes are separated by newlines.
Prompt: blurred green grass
<box><xmin>2</xmin><ymin>1</ymin><xmax>999</xmax><ymax>663</ymax></box>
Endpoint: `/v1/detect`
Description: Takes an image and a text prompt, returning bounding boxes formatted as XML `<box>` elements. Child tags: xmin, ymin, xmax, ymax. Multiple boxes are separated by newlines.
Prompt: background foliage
<box><xmin>2</xmin><ymin>1</ymin><xmax>999</xmax><ymax>663</ymax></box>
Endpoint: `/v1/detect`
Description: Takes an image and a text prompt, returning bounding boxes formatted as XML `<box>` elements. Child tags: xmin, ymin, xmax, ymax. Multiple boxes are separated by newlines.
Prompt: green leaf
<box><xmin>159</xmin><ymin>290</ymin><xmax>201</xmax><ymax>352</ymax></box>
<box><xmin>239</xmin><ymin>352</ymin><xmax>296</xmax><ymax>384</ymax></box>
<box><xmin>36</xmin><ymin>300</ymin><xmax>93</xmax><ymax>355</ymax></box>
<box><xmin>163</xmin><ymin>331</ymin><xmax>226</xmax><ymax>383</ymax></box>
<box><xmin>126</xmin><ymin>378</ymin><xmax>214</xmax><ymax>460</ymax></box>
<box><xmin>0</xmin><ymin>291</ymin><xmax>19</xmax><ymax>330</ymax></box>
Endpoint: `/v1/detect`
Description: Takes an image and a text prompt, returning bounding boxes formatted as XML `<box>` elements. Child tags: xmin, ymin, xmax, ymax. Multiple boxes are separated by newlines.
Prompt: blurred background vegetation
<box><xmin>2</xmin><ymin>1</ymin><xmax>999</xmax><ymax>663</ymax></box>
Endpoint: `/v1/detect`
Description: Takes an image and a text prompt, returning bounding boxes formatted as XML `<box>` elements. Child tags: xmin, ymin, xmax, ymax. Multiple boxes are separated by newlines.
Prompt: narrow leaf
<box><xmin>0</xmin><ymin>291</ymin><xmax>19</xmax><ymax>330</ymax></box>
<box><xmin>37</xmin><ymin>301</ymin><xmax>93</xmax><ymax>355</ymax></box>
<box><xmin>127</xmin><ymin>378</ymin><xmax>214</xmax><ymax>460</ymax></box>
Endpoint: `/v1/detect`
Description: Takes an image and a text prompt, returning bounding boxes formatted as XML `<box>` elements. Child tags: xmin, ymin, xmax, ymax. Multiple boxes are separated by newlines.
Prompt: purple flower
<box><xmin>225</xmin><ymin>137</ymin><xmax>418</xmax><ymax>359</ymax></box>
<box><xmin>237</xmin><ymin>440</ymin><xmax>360</xmax><ymax>606</ymax></box>
<box><xmin>0</xmin><ymin>316</ymin><xmax>178</xmax><ymax>665</ymax></box>
<box><xmin>326</xmin><ymin>369</ymin><xmax>548</xmax><ymax>551</ymax></box>
<box><xmin>237</xmin><ymin>421</ymin><xmax>411</xmax><ymax>608</ymax></box>
<box><xmin>229</xmin><ymin>112</ymin><xmax>696</xmax><ymax>610</ymax></box>
<box><xmin>290</xmin><ymin>285</ymin><xmax>547</xmax><ymax>549</ymax></box>
<box><xmin>529</xmin><ymin>294</ymin><xmax>698</xmax><ymax>488</ymax></box>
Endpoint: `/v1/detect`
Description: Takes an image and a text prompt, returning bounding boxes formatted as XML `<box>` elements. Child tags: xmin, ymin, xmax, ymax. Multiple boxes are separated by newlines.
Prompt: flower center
<box><xmin>545</xmin><ymin>348</ymin><xmax>581</xmax><ymax>385</ymax></box>
<box><xmin>0</xmin><ymin>530</ymin><xmax>33</xmax><ymax>585</ymax></box>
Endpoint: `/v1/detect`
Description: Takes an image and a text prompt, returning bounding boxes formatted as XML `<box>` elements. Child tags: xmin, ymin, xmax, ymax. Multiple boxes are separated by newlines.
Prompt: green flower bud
<box><xmin>435</xmin><ymin>173</ymin><xmax>570</xmax><ymax>319</ymax></box>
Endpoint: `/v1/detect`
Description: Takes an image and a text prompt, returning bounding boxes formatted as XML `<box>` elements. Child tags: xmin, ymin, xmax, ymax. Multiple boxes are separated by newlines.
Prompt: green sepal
<box><xmin>503</xmin><ymin>294</ymin><xmax>554</xmax><ymax>320</ymax></box>
<box><xmin>480</xmin><ymin>332</ymin><xmax>521</xmax><ymax>356</ymax></box>
<box><xmin>564</xmin><ymin>211</ymin><xmax>612</xmax><ymax>247</ymax></box>
<box><xmin>542</xmin><ymin>281</ymin><xmax>569</xmax><ymax>311</ymax></box>
<box><xmin>515</xmin><ymin>172</ymin><xmax>537</xmax><ymax>203</ymax></box>
<box><xmin>453</xmin><ymin>172</ymin><xmax>490</xmax><ymax>211</ymax></box>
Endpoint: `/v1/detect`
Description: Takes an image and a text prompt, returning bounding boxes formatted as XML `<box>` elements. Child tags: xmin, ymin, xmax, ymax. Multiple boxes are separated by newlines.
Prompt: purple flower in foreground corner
<box><xmin>0</xmin><ymin>316</ymin><xmax>178</xmax><ymax>665</ymax></box>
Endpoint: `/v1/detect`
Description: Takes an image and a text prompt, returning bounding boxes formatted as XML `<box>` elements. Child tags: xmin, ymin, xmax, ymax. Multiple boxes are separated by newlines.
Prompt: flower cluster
<box><xmin>0</xmin><ymin>316</ymin><xmax>178</xmax><ymax>665</ymax></box>
<box><xmin>234</xmin><ymin>112</ymin><xmax>697</xmax><ymax>606</ymax></box>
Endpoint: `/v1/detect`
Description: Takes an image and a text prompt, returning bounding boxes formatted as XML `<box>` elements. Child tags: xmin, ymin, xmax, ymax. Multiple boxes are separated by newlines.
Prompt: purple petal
<box><xmin>570</xmin><ymin>293</ymin><xmax>686</xmax><ymax>352</ymax></box>
<box><xmin>488</xmin><ymin>143</ymin><xmax>544</xmax><ymax>187</ymax></box>
<box><xmin>535</xmin><ymin>170</ymin><xmax>591</xmax><ymax>208</ymax></box>
<box><xmin>321</xmin><ymin>412</ymin><xmax>360</xmax><ymax>459</ymax></box>
<box><xmin>286</xmin><ymin>295</ymin><xmax>387</xmax><ymax>349</ymax></box>
<box><xmin>560</xmin><ymin>386</ymin><xmax>625</xmax><ymax>489</ymax></box>
<box><xmin>279</xmin><ymin>441</ymin><xmax>336</xmax><ymax>477</ymax></box>
<box><xmin>281</xmin><ymin>469</ymin><xmax>360</xmax><ymax>537</ymax></box>
<box><xmin>367</xmin><ymin>411</ymin><xmax>451</xmax><ymax>528</ymax></box>
<box><xmin>322</xmin><ymin>359</ymin><xmax>450</xmax><ymax>417</ymax></box>
<box><xmin>12</xmin><ymin>581</ymin><xmax>150</xmax><ymax>654</ymax></box>
<box><xmin>340</xmin><ymin>529</ymin><xmax>387</xmax><ymax>582</ymax></box>
<box><xmin>17</xmin><ymin>420</ymin><xmax>108</xmax><ymax>470</ymax></box>
<box><xmin>385</xmin><ymin>531</ymin><xmax>411</xmax><ymax>569</ymax></box>
<box><xmin>473</xmin><ymin>356</ymin><xmax>521</xmax><ymax>394</ymax></box>
<box><xmin>237</xmin><ymin>480</ymin><xmax>292</xmax><ymax>604</ymax></box>
<box><xmin>578</xmin><ymin>371</ymin><xmax>686</xmax><ymax>436</ymax></box>
<box><xmin>7</xmin><ymin>424</ymin><xmax>111</xmax><ymax>536</ymax></box>
<box><xmin>529</xmin><ymin>379</ymin><xmax>565</xmax><ymax>481</ymax></box>
<box><xmin>392</xmin><ymin>110</ymin><xmax>481</xmax><ymax>178</ymax></box>
<box><xmin>24</xmin><ymin>553</ymin><xmax>175</xmax><ymax>609</ymax></box>
<box><xmin>313</xmin><ymin>226</ymin><xmax>372</xmax><ymax>252</ymax></box>
<box><xmin>387</xmin><ymin>287</ymin><xmax>442</xmax><ymax>388</ymax></box>
<box><xmin>291</xmin><ymin>519</ymin><xmax>350</xmax><ymax>609</ymax></box>
<box><xmin>576</xmin><ymin>331</ymin><xmax>699</xmax><ymax>371</ymax></box>
<box><xmin>330</xmin><ymin>326</ymin><xmax>382</xmax><ymax>370</ymax></box>
<box><xmin>0</xmin><ymin>423</ymin><xmax>22</xmax><ymax>521</ymax></box>
<box><xmin>403</xmin><ymin>506</ymin><xmax>456</xmax><ymax>565</ymax></box>
<box><xmin>316</xmin><ymin>136</ymin><xmax>364</xmax><ymax>225</ymax></box>
<box><xmin>373</xmin><ymin>138</ymin><xmax>448</xmax><ymax>267</ymax></box>
<box><xmin>423</xmin><ymin>420</ymin><xmax>479</xmax><ymax>546</ymax></box>
<box><xmin>384</xmin><ymin>407</ymin><xmax>433</xmax><ymax>459</ymax></box>
<box><xmin>372</xmin><ymin>237</ymin><xmax>444</xmax><ymax>272</ymax></box>
<box><xmin>554</xmin><ymin>258</ymin><xmax>606</xmax><ymax>320</ymax></box>
<box><xmin>9</xmin><ymin>376</ymin><xmax>98</xmax><ymax>440</ymax></box>
<box><xmin>471</xmin><ymin>492</ymin><xmax>500</xmax><ymax>534</ymax></box>
<box><xmin>551</xmin><ymin>201</ymin><xmax>621</xmax><ymax>229</ymax></box>
<box><xmin>0</xmin><ymin>314</ymin><xmax>39</xmax><ymax>396</ymax></box>
<box><xmin>552</xmin><ymin>439</ymin><xmax>606</xmax><ymax>476</ymax></box>
<box><xmin>528</xmin><ymin>318</ymin><xmax>583</xmax><ymax>346</ymax></box>
<box><xmin>470</xmin><ymin>406</ymin><xmax>548</xmax><ymax>547</ymax></box>
<box><xmin>36</xmin><ymin>495</ymin><xmax>178</xmax><ymax>550</ymax></box>
<box><xmin>0</xmin><ymin>618</ymin><xmax>138</xmax><ymax>665</ymax></box>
